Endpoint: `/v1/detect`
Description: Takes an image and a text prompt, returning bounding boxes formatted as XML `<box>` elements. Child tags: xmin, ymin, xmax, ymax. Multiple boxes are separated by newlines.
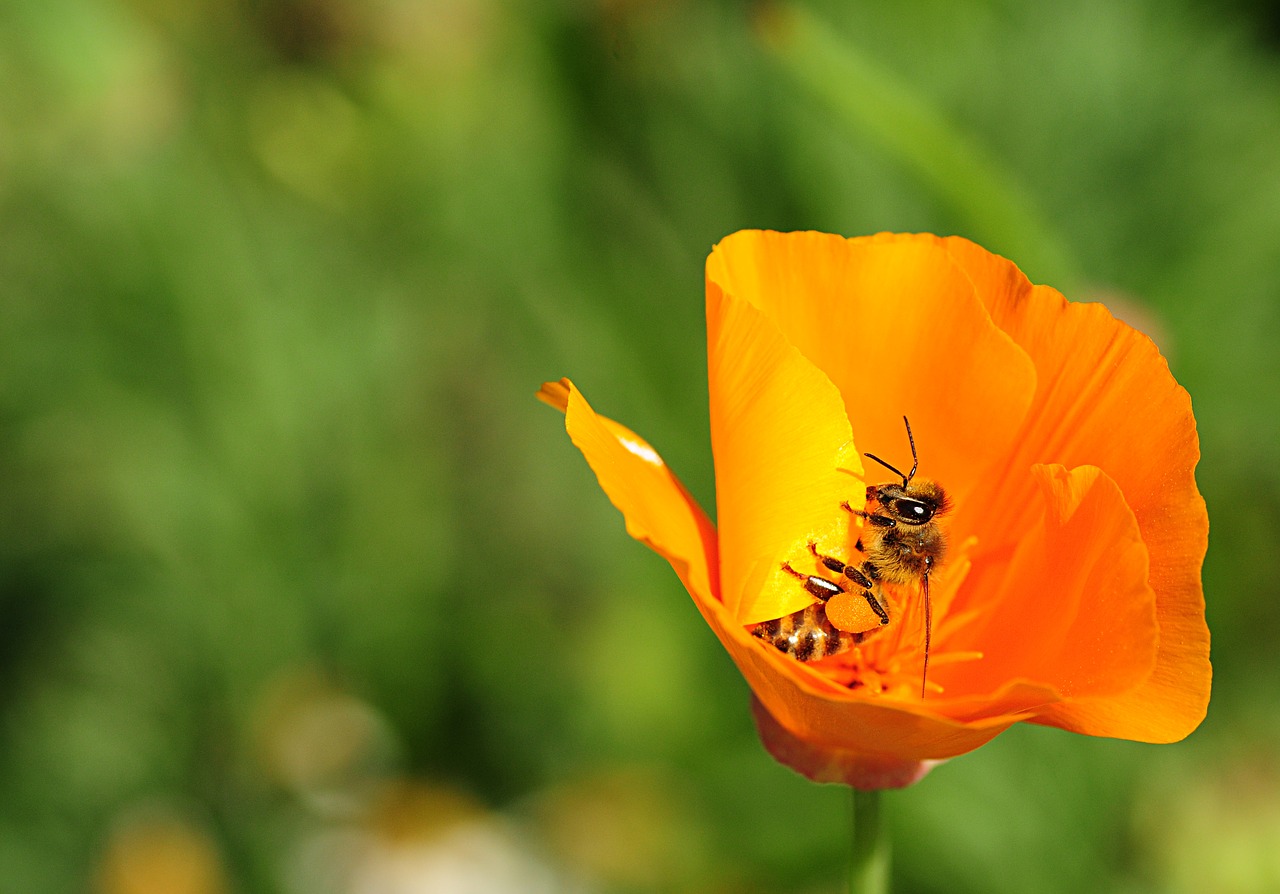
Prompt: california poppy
<box><xmin>540</xmin><ymin>230</ymin><xmax>1209</xmax><ymax>789</ymax></box>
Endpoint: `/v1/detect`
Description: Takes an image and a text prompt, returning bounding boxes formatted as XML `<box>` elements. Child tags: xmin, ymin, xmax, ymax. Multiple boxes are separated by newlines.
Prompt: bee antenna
<box><xmin>863</xmin><ymin>451</ymin><xmax>908</xmax><ymax>487</ymax></box>
<box><xmin>902</xmin><ymin>416</ymin><xmax>919</xmax><ymax>485</ymax></box>
<box><xmin>864</xmin><ymin>416</ymin><xmax>920</xmax><ymax>488</ymax></box>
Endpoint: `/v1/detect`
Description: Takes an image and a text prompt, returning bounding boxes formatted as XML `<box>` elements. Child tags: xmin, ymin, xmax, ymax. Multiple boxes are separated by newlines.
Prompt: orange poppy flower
<box><xmin>539</xmin><ymin>230</ymin><xmax>1209</xmax><ymax>789</ymax></box>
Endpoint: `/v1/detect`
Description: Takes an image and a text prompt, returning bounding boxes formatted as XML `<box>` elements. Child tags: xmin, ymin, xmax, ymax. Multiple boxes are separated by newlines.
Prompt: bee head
<box><xmin>862</xmin><ymin>416</ymin><xmax>951</xmax><ymax>525</ymax></box>
<box><xmin>866</xmin><ymin>480</ymin><xmax>950</xmax><ymax>526</ymax></box>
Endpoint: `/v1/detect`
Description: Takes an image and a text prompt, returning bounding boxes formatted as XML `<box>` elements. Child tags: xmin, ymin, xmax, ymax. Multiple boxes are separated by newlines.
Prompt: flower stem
<box><xmin>850</xmin><ymin>788</ymin><xmax>890</xmax><ymax>894</ymax></box>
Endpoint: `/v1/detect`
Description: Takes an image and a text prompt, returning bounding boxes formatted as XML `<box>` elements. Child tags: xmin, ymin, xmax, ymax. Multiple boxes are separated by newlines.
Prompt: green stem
<box><xmin>850</xmin><ymin>788</ymin><xmax>890</xmax><ymax>894</ymax></box>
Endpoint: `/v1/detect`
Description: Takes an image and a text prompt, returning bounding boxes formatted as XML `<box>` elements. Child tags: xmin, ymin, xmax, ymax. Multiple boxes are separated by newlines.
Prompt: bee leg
<box><xmin>807</xmin><ymin>542</ymin><xmax>850</xmax><ymax>575</ymax></box>
<box><xmin>807</xmin><ymin>543</ymin><xmax>878</xmax><ymax>591</ymax></box>
<box><xmin>780</xmin><ymin>562</ymin><xmax>845</xmax><ymax>602</ymax></box>
<box><xmin>840</xmin><ymin>501</ymin><xmax>895</xmax><ymax>528</ymax></box>
<box><xmin>835</xmin><ymin>505</ymin><xmax>866</xmax><ymax>552</ymax></box>
<box><xmin>859</xmin><ymin>589</ymin><xmax>890</xmax><ymax>626</ymax></box>
<box><xmin>844</xmin><ymin>565</ymin><xmax>875</xmax><ymax>590</ymax></box>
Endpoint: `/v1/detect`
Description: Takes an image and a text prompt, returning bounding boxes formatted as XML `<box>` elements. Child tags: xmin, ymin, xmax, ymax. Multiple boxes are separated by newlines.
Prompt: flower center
<box><xmin>810</xmin><ymin>534</ymin><xmax>982</xmax><ymax>698</ymax></box>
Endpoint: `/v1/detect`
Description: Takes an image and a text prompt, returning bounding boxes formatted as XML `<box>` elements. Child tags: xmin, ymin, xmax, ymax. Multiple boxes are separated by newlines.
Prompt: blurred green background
<box><xmin>2</xmin><ymin>0</ymin><xmax>1279</xmax><ymax>891</ymax></box>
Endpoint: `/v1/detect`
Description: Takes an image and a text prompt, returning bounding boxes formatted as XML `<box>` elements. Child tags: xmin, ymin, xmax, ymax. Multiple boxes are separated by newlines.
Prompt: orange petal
<box><xmin>705</xmin><ymin>281</ymin><xmax>859</xmax><ymax>625</ymax></box>
<box><xmin>692</xmin><ymin>589</ymin><xmax>1053</xmax><ymax>760</ymax></box>
<box><xmin>706</xmin><ymin>230</ymin><xmax>1037</xmax><ymax>508</ymax></box>
<box><xmin>943</xmin><ymin>465</ymin><xmax>1159</xmax><ymax>703</ymax></box>
<box><xmin>751</xmin><ymin>696</ymin><xmax>938</xmax><ymax>789</ymax></box>
<box><xmin>944</xmin><ymin>236</ymin><xmax>1210</xmax><ymax>742</ymax></box>
<box><xmin>539</xmin><ymin>379</ymin><xmax>718</xmax><ymax>604</ymax></box>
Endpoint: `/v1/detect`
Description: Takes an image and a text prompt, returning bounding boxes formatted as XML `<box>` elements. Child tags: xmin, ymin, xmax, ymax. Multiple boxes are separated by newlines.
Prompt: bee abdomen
<box><xmin>752</xmin><ymin>605</ymin><xmax>853</xmax><ymax>662</ymax></box>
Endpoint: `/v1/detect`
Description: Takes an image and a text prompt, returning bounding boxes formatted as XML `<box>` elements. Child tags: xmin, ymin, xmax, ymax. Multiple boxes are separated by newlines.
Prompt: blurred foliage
<box><xmin>0</xmin><ymin>0</ymin><xmax>1278</xmax><ymax>891</ymax></box>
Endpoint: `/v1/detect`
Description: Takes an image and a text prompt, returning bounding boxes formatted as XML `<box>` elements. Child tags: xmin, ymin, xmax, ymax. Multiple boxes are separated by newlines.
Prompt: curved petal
<box><xmin>690</xmin><ymin>587</ymin><xmax>1054</xmax><ymax>760</ymax></box>
<box><xmin>943</xmin><ymin>464</ymin><xmax>1159</xmax><ymax>704</ymax></box>
<box><xmin>705</xmin><ymin>281</ymin><xmax>860</xmax><ymax>625</ymax></box>
<box><xmin>706</xmin><ymin>230</ymin><xmax>1037</xmax><ymax>509</ymax></box>
<box><xmin>751</xmin><ymin>696</ymin><xmax>940</xmax><ymax>789</ymax></box>
<box><xmin>543</xmin><ymin>382</ymin><xmax>1031</xmax><ymax>762</ymax></box>
<box><xmin>944</xmin><ymin>236</ymin><xmax>1210</xmax><ymax>742</ymax></box>
<box><xmin>538</xmin><ymin>379</ymin><xmax>718</xmax><ymax>604</ymax></box>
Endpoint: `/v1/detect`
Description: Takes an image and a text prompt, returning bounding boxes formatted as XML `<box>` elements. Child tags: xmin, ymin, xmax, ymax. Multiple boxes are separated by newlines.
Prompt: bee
<box><xmin>752</xmin><ymin>416</ymin><xmax>950</xmax><ymax>698</ymax></box>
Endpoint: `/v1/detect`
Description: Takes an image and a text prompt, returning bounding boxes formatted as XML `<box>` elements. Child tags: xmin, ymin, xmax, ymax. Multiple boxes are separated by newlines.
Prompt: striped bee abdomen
<box><xmin>752</xmin><ymin>604</ymin><xmax>854</xmax><ymax>662</ymax></box>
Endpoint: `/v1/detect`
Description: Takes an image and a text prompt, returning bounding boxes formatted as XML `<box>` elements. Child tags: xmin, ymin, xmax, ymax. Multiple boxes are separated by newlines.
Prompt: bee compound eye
<box><xmin>896</xmin><ymin>499</ymin><xmax>933</xmax><ymax>523</ymax></box>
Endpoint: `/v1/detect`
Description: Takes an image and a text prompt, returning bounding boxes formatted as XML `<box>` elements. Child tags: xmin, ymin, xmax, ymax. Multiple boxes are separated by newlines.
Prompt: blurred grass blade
<box><xmin>760</xmin><ymin>3</ymin><xmax>1078</xmax><ymax>288</ymax></box>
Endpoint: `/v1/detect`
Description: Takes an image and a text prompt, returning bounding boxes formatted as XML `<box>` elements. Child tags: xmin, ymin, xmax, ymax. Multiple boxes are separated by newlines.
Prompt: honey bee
<box><xmin>752</xmin><ymin>417</ymin><xmax>950</xmax><ymax>698</ymax></box>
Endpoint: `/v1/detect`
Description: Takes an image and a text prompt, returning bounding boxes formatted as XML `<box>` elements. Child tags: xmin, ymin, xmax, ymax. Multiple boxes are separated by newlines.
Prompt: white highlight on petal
<box><xmin>620</xmin><ymin>436</ymin><xmax>661</xmax><ymax>466</ymax></box>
